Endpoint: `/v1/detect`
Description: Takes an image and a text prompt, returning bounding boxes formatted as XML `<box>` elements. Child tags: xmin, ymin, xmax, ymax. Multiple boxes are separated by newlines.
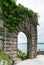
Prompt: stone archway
<box><xmin>3</xmin><ymin>17</ymin><xmax>38</xmax><ymax>63</ymax></box>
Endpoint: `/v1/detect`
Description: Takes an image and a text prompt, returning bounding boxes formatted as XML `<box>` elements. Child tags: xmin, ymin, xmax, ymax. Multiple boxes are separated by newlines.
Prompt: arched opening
<box><xmin>17</xmin><ymin>32</ymin><xmax>27</xmax><ymax>59</ymax></box>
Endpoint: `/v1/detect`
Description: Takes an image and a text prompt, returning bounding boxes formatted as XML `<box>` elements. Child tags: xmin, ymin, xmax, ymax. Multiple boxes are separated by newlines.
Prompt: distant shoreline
<box><xmin>18</xmin><ymin>43</ymin><xmax>44</xmax><ymax>54</ymax></box>
<box><xmin>38</xmin><ymin>43</ymin><xmax>44</xmax><ymax>44</ymax></box>
<box><xmin>18</xmin><ymin>43</ymin><xmax>44</xmax><ymax>44</ymax></box>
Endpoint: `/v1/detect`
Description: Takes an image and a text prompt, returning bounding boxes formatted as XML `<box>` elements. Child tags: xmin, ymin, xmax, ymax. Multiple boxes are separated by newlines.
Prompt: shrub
<box><xmin>18</xmin><ymin>49</ymin><xmax>27</xmax><ymax>60</ymax></box>
<box><xmin>0</xmin><ymin>49</ymin><xmax>11</xmax><ymax>65</ymax></box>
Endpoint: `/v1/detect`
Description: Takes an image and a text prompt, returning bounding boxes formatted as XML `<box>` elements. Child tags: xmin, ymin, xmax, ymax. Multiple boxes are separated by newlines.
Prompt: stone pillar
<box><xmin>27</xmin><ymin>24</ymin><xmax>37</xmax><ymax>59</ymax></box>
<box><xmin>31</xmin><ymin>24</ymin><xmax>37</xmax><ymax>58</ymax></box>
<box><xmin>26</xmin><ymin>23</ymin><xmax>32</xmax><ymax>59</ymax></box>
<box><xmin>27</xmin><ymin>34</ymin><xmax>32</xmax><ymax>59</ymax></box>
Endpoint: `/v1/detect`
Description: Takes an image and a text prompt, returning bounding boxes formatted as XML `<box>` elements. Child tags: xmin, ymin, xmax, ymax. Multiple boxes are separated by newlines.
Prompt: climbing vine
<box><xmin>0</xmin><ymin>0</ymin><xmax>37</xmax><ymax>31</ymax></box>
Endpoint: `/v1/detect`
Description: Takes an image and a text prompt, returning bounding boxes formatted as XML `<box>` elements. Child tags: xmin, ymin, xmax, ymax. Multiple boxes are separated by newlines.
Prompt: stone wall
<box><xmin>3</xmin><ymin>29</ymin><xmax>18</xmax><ymax>63</ymax></box>
<box><xmin>0</xmin><ymin>37</ymin><xmax>3</xmax><ymax>49</ymax></box>
<box><xmin>37</xmin><ymin>51</ymin><xmax>44</xmax><ymax>55</ymax></box>
<box><xmin>0</xmin><ymin>19</ymin><xmax>3</xmax><ymax>49</ymax></box>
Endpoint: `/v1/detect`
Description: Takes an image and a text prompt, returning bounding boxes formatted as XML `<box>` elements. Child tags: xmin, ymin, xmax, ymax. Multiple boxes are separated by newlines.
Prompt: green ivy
<box><xmin>0</xmin><ymin>0</ymin><xmax>37</xmax><ymax>31</ymax></box>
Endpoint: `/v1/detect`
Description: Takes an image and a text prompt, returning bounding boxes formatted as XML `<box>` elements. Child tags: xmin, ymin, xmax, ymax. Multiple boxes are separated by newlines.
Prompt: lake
<box><xmin>18</xmin><ymin>43</ymin><xmax>44</xmax><ymax>54</ymax></box>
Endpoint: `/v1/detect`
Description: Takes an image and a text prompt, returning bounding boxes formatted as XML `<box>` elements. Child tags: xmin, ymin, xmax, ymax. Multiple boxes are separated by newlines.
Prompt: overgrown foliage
<box><xmin>18</xmin><ymin>49</ymin><xmax>27</xmax><ymax>60</ymax></box>
<box><xmin>0</xmin><ymin>49</ymin><xmax>11</xmax><ymax>65</ymax></box>
<box><xmin>0</xmin><ymin>0</ymin><xmax>37</xmax><ymax>31</ymax></box>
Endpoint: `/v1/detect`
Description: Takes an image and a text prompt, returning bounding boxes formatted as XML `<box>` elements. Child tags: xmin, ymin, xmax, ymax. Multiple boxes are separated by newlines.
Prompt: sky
<box><xmin>17</xmin><ymin>0</ymin><xmax>44</xmax><ymax>43</ymax></box>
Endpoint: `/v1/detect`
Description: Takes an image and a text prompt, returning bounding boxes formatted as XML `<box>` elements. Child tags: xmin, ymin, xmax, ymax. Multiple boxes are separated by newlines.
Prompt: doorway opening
<box><xmin>17</xmin><ymin>32</ymin><xmax>27</xmax><ymax>59</ymax></box>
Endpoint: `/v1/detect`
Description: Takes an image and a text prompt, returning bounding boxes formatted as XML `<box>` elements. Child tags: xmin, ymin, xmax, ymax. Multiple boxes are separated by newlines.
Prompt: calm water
<box><xmin>18</xmin><ymin>43</ymin><xmax>44</xmax><ymax>54</ymax></box>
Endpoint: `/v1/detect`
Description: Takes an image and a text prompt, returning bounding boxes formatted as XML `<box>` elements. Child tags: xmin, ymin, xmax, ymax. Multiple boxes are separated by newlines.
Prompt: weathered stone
<box><xmin>0</xmin><ymin>17</ymin><xmax>38</xmax><ymax>64</ymax></box>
